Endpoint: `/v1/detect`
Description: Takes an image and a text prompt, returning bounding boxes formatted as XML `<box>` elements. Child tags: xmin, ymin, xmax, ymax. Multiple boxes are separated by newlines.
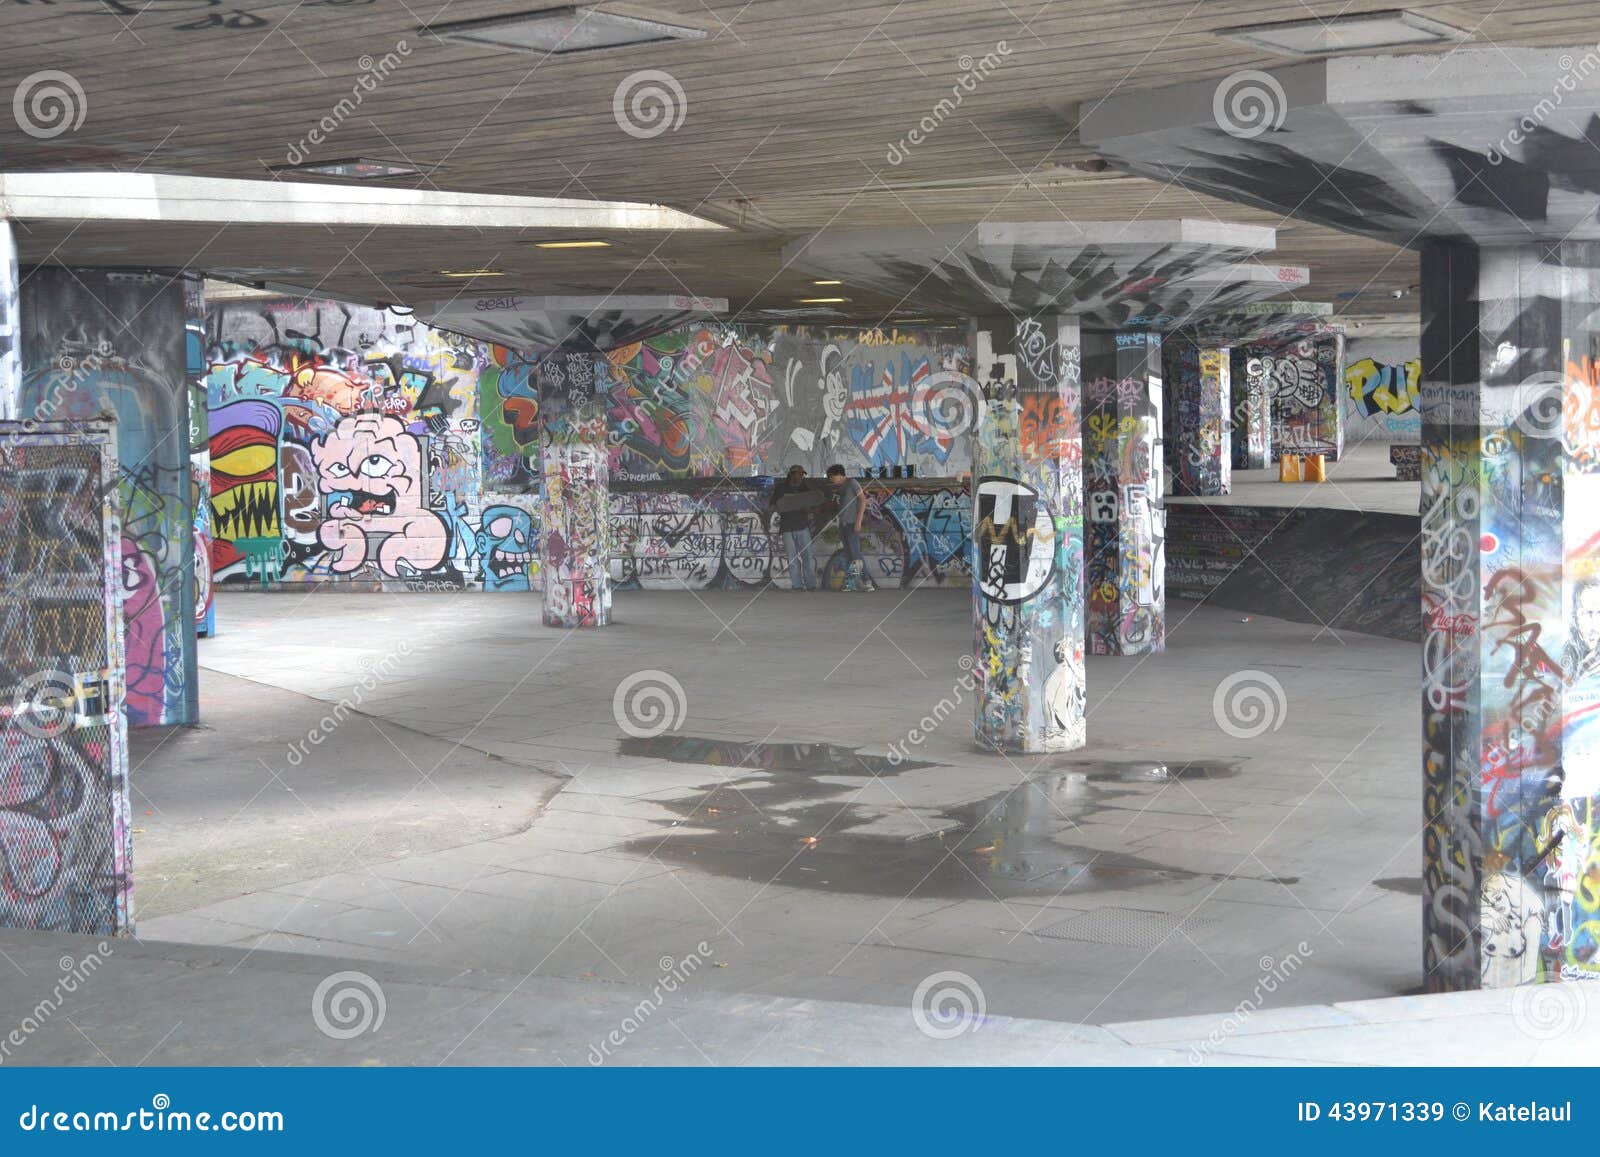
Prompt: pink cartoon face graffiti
<box><xmin>312</xmin><ymin>413</ymin><xmax>448</xmax><ymax>576</ymax></box>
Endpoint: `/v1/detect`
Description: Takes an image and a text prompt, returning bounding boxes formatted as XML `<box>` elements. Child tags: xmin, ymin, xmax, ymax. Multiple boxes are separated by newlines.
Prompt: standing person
<box><xmin>769</xmin><ymin>465</ymin><xmax>820</xmax><ymax>591</ymax></box>
<box><xmin>825</xmin><ymin>464</ymin><xmax>875</xmax><ymax>592</ymax></box>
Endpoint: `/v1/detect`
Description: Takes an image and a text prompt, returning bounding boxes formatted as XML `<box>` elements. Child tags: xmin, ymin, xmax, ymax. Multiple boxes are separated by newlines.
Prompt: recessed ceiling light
<box><xmin>1216</xmin><ymin>10</ymin><xmax>1470</xmax><ymax>57</ymax></box>
<box><xmin>270</xmin><ymin>157</ymin><xmax>425</xmax><ymax>180</ymax></box>
<box><xmin>436</xmin><ymin>269</ymin><xmax>508</xmax><ymax>278</ymax></box>
<box><xmin>531</xmin><ymin>238</ymin><xmax>612</xmax><ymax>249</ymax></box>
<box><xmin>812</xmin><ymin>279</ymin><xmax>842</xmax><ymax>286</ymax></box>
<box><xmin>423</xmin><ymin>6</ymin><xmax>706</xmax><ymax>56</ymax></box>
<box><xmin>799</xmin><ymin>297</ymin><xmax>849</xmax><ymax>304</ymax></box>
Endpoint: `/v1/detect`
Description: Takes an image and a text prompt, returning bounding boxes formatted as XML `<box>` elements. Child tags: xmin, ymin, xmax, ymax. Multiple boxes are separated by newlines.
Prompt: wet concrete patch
<box><xmin>1374</xmin><ymin>876</ymin><xmax>1423</xmax><ymax>895</ymax></box>
<box><xmin>620</xmin><ymin>735</ymin><xmax>937</xmax><ymax>775</ymax></box>
<box><xmin>620</xmin><ymin>744</ymin><xmax>1290</xmax><ymax>902</ymax></box>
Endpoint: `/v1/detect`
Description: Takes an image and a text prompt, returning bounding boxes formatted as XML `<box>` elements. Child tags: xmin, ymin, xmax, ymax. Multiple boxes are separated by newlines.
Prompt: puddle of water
<box><xmin>620</xmin><ymin>735</ymin><xmax>936</xmax><ymax>775</ymax></box>
<box><xmin>619</xmin><ymin>739</ymin><xmax>1290</xmax><ymax>901</ymax></box>
<box><xmin>1374</xmin><ymin>876</ymin><xmax>1423</xmax><ymax>895</ymax></box>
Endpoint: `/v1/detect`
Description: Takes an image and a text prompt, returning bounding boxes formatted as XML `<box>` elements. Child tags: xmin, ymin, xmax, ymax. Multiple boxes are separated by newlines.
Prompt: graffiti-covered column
<box><xmin>1166</xmin><ymin>339</ymin><xmax>1231</xmax><ymax>496</ymax></box>
<box><xmin>0</xmin><ymin>222</ymin><xmax>17</xmax><ymax>417</ymax></box>
<box><xmin>1421</xmin><ymin>240</ymin><xmax>1600</xmax><ymax>990</ymax></box>
<box><xmin>1083</xmin><ymin>331</ymin><xmax>1164</xmax><ymax>656</ymax></box>
<box><xmin>539</xmin><ymin>351</ymin><xmax>611</xmax><ymax>628</ymax></box>
<box><xmin>1229</xmin><ymin>348</ymin><xmax>1271</xmax><ymax>470</ymax></box>
<box><xmin>20</xmin><ymin>269</ymin><xmax>197</xmax><ymax>727</ymax></box>
<box><xmin>971</xmin><ymin>314</ymin><xmax>1085</xmax><ymax>753</ymax></box>
<box><xmin>1245</xmin><ymin>330</ymin><xmax>1345</xmax><ymax>462</ymax></box>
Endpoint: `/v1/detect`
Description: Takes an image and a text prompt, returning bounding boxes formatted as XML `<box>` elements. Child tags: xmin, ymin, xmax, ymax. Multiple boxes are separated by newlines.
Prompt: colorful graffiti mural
<box><xmin>20</xmin><ymin>270</ymin><xmax>196</xmax><ymax>729</ymax></box>
<box><xmin>610</xmin><ymin>480</ymin><xmax>971</xmax><ymax>592</ymax></box>
<box><xmin>1344</xmin><ymin>338</ymin><xmax>1423</xmax><ymax>444</ymax></box>
<box><xmin>0</xmin><ymin>420</ymin><xmax>132</xmax><ymax>934</ymax></box>
<box><xmin>205</xmin><ymin>299</ymin><xmax>539</xmax><ymax>593</ymax></box>
<box><xmin>606</xmin><ymin>324</ymin><xmax>970</xmax><ymax>479</ymax></box>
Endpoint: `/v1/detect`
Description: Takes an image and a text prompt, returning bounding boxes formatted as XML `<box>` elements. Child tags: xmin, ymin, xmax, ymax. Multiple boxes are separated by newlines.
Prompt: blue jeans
<box><xmin>840</xmin><ymin>525</ymin><xmax>864</xmax><ymax>565</ymax></box>
<box><xmin>782</xmin><ymin>527</ymin><xmax>817</xmax><ymax>590</ymax></box>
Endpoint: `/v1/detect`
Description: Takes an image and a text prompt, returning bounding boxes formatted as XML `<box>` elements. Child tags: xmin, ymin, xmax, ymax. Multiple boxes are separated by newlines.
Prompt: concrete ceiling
<box><xmin>5</xmin><ymin>0</ymin><xmax>1595</xmax><ymax>326</ymax></box>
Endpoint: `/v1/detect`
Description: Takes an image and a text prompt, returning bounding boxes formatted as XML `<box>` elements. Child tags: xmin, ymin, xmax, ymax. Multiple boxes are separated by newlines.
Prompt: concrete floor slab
<box><xmin>107</xmin><ymin>585</ymin><xmax>1439</xmax><ymax>1049</ymax></box>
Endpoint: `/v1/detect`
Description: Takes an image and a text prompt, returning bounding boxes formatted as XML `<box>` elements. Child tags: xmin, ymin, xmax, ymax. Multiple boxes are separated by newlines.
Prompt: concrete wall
<box><xmin>1343</xmin><ymin>334</ymin><xmax>1421</xmax><ymax>446</ymax></box>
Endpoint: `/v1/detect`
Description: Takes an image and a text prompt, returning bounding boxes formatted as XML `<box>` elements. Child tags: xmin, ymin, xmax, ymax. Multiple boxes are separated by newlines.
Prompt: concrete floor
<box><xmin>1167</xmin><ymin>441</ymin><xmax>1419</xmax><ymax>515</ymax></box>
<box><xmin>124</xmin><ymin>585</ymin><xmax>1423</xmax><ymax>1032</ymax></box>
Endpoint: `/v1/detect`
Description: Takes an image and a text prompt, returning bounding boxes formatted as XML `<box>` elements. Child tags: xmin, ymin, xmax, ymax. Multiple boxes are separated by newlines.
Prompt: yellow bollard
<box><xmin>1278</xmin><ymin>454</ymin><xmax>1302</xmax><ymax>483</ymax></box>
<box><xmin>1303</xmin><ymin>453</ymin><xmax>1327</xmax><ymax>482</ymax></box>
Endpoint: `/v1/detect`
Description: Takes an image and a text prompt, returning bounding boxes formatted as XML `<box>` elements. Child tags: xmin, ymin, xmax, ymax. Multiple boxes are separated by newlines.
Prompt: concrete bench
<box><xmin>1390</xmin><ymin>444</ymin><xmax>1421</xmax><ymax>481</ymax></box>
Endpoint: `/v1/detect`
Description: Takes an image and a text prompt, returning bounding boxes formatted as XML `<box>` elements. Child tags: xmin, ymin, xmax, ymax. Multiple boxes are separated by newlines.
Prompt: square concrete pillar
<box><xmin>538</xmin><ymin>352</ymin><xmax>611</xmax><ymax>628</ymax></box>
<box><xmin>970</xmin><ymin>314</ymin><xmax>1086</xmax><ymax>753</ymax></box>
<box><xmin>18</xmin><ymin>268</ymin><xmax>197</xmax><ymax>727</ymax></box>
<box><xmin>1229</xmin><ymin>347</ymin><xmax>1272</xmax><ymax>470</ymax></box>
<box><xmin>1421</xmin><ymin>239</ymin><xmax>1600</xmax><ymax>989</ymax></box>
<box><xmin>1083</xmin><ymin>331</ymin><xmax>1165</xmax><ymax>656</ymax></box>
<box><xmin>1167</xmin><ymin>339</ymin><xmax>1232</xmax><ymax>496</ymax></box>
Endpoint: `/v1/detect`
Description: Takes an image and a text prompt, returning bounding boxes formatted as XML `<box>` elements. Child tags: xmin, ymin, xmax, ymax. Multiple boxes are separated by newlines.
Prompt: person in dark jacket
<box><xmin>769</xmin><ymin>465</ymin><xmax>821</xmax><ymax>591</ymax></box>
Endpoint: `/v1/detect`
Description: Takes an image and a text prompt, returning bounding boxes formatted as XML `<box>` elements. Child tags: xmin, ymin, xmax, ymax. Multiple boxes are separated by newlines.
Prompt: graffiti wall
<box><xmin>1344</xmin><ymin>335</ymin><xmax>1421</xmax><ymax>445</ymax></box>
<box><xmin>1237</xmin><ymin>332</ymin><xmax>1344</xmax><ymax>461</ymax></box>
<box><xmin>205</xmin><ymin>299</ymin><xmax>540</xmax><ymax>594</ymax></box>
<box><xmin>0</xmin><ymin>420</ymin><xmax>132</xmax><ymax>934</ymax></box>
<box><xmin>612</xmin><ymin>479</ymin><xmax>972</xmax><ymax>592</ymax></box>
<box><xmin>20</xmin><ymin>270</ymin><xmax>196</xmax><ymax>729</ymax></box>
<box><xmin>606</xmin><ymin>324</ymin><xmax>971</xmax><ymax>480</ymax></box>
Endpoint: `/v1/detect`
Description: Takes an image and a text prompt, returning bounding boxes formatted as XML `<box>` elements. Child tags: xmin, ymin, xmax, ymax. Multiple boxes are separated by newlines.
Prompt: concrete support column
<box><xmin>1229</xmin><ymin>347</ymin><xmax>1271</xmax><ymax>470</ymax></box>
<box><xmin>1420</xmin><ymin>240</ymin><xmax>1600</xmax><ymax>990</ymax></box>
<box><xmin>970</xmin><ymin>314</ymin><xmax>1086</xmax><ymax>753</ymax></box>
<box><xmin>1083</xmin><ymin>331</ymin><xmax>1165</xmax><ymax>656</ymax></box>
<box><xmin>539</xmin><ymin>351</ymin><xmax>611</xmax><ymax>628</ymax></box>
<box><xmin>1167</xmin><ymin>339</ymin><xmax>1232</xmax><ymax>496</ymax></box>
<box><xmin>19</xmin><ymin>268</ymin><xmax>196</xmax><ymax>727</ymax></box>
<box><xmin>0</xmin><ymin>222</ymin><xmax>17</xmax><ymax>418</ymax></box>
<box><xmin>1250</xmin><ymin>330</ymin><xmax>1345</xmax><ymax>462</ymax></box>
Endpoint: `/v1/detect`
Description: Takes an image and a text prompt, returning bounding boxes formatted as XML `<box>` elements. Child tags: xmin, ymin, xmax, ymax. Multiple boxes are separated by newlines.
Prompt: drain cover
<box><xmin>1034</xmin><ymin>907</ymin><xmax>1217</xmax><ymax>949</ymax></box>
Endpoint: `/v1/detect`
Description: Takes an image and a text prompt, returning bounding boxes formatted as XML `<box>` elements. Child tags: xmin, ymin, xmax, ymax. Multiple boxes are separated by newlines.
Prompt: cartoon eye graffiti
<box><xmin>325</xmin><ymin>461</ymin><xmax>352</xmax><ymax>478</ymax></box>
<box><xmin>358</xmin><ymin>454</ymin><xmax>394</xmax><ymax>478</ymax></box>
